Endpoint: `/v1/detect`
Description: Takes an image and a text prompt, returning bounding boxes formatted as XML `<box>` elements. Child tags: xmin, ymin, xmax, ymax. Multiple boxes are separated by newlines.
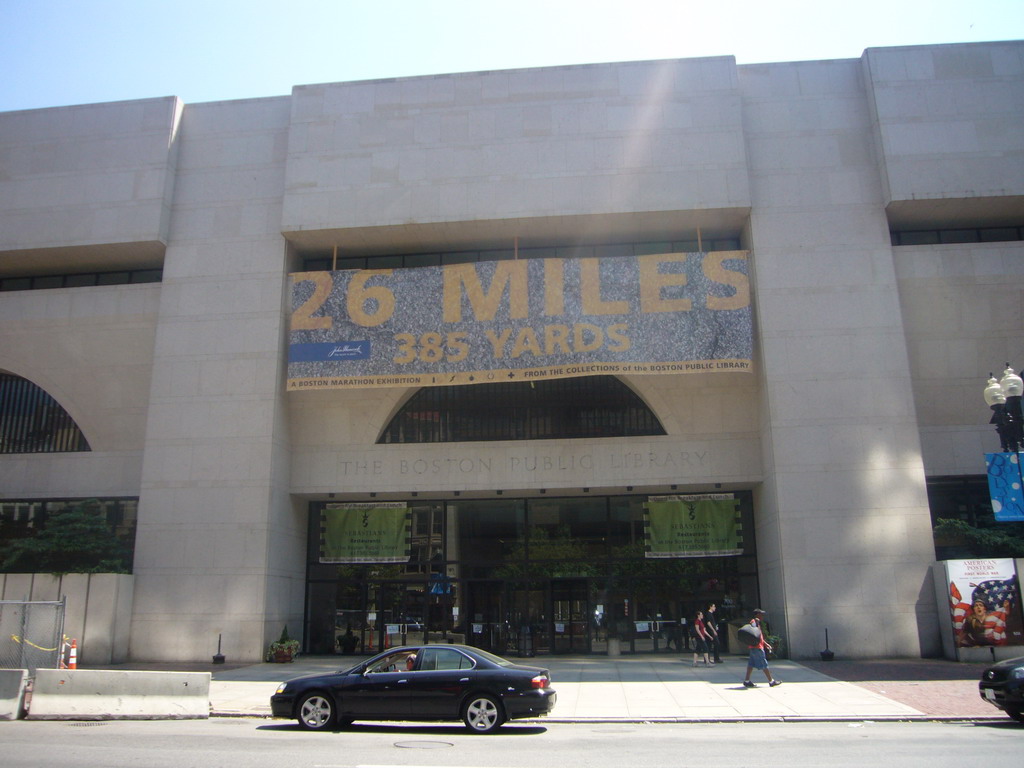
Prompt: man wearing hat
<box><xmin>742</xmin><ymin>609</ymin><xmax>781</xmax><ymax>688</ymax></box>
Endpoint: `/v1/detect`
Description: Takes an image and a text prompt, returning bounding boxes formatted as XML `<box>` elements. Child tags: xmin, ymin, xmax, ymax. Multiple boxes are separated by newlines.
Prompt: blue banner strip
<box><xmin>986</xmin><ymin>452</ymin><xmax>1024</xmax><ymax>522</ymax></box>
<box><xmin>289</xmin><ymin>341</ymin><xmax>371</xmax><ymax>363</ymax></box>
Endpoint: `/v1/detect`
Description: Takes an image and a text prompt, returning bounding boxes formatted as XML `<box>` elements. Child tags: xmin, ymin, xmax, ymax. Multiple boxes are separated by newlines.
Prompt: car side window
<box><xmin>367</xmin><ymin>652</ymin><xmax>409</xmax><ymax>673</ymax></box>
<box><xmin>421</xmin><ymin>648</ymin><xmax>475</xmax><ymax>671</ymax></box>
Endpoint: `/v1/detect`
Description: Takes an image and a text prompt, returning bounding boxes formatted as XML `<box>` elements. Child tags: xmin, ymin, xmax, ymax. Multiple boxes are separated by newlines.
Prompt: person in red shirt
<box><xmin>692</xmin><ymin>609</ymin><xmax>712</xmax><ymax>666</ymax></box>
<box><xmin>742</xmin><ymin>609</ymin><xmax>781</xmax><ymax>688</ymax></box>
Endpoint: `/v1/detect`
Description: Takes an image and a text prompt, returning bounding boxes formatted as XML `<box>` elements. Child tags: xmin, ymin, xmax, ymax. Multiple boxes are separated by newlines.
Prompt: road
<box><xmin>1</xmin><ymin>719</ymin><xmax>1020</xmax><ymax>768</ymax></box>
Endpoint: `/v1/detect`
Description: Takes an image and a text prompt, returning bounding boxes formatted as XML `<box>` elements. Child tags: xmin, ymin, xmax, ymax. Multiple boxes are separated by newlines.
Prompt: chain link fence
<box><xmin>0</xmin><ymin>598</ymin><xmax>66</xmax><ymax>673</ymax></box>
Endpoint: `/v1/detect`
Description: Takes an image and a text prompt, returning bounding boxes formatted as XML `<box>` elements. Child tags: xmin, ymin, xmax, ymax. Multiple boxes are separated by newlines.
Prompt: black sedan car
<box><xmin>979</xmin><ymin>655</ymin><xmax>1024</xmax><ymax>722</ymax></box>
<box><xmin>271</xmin><ymin>644</ymin><xmax>556</xmax><ymax>732</ymax></box>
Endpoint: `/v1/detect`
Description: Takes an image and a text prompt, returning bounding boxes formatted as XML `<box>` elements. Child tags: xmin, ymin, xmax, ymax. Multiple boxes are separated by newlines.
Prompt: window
<box><xmin>420</xmin><ymin>647</ymin><xmax>474</xmax><ymax>671</ymax></box>
<box><xmin>379</xmin><ymin>376</ymin><xmax>665</xmax><ymax>444</ymax></box>
<box><xmin>529</xmin><ymin>497</ymin><xmax>608</xmax><ymax>561</ymax></box>
<box><xmin>891</xmin><ymin>226</ymin><xmax>1023</xmax><ymax>246</ymax></box>
<box><xmin>408</xmin><ymin>504</ymin><xmax>445</xmax><ymax>573</ymax></box>
<box><xmin>454</xmin><ymin>500</ymin><xmax>526</xmax><ymax>565</ymax></box>
<box><xmin>0</xmin><ymin>498</ymin><xmax>138</xmax><ymax>572</ymax></box>
<box><xmin>367</xmin><ymin>650</ymin><xmax>416</xmax><ymax>674</ymax></box>
<box><xmin>0</xmin><ymin>374</ymin><xmax>90</xmax><ymax>453</ymax></box>
<box><xmin>925</xmin><ymin>476</ymin><xmax>1018</xmax><ymax>560</ymax></box>
<box><xmin>0</xmin><ymin>269</ymin><xmax>163</xmax><ymax>292</ymax></box>
<box><xmin>301</xmin><ymin>235</ymin><xmax>743</xmax><ymax>273</ymax></box>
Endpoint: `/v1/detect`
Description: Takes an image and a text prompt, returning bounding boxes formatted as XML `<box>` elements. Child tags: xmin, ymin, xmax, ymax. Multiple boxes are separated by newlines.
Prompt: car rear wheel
<box><xmin>297</xmin><ymin>692</ymin><xmax>336</xmax><ymax>730</ymax></box>
<box><xmin>463</xmin><ymin>694</ymin><xmax>504</xmax><ymax>733</ymax></box>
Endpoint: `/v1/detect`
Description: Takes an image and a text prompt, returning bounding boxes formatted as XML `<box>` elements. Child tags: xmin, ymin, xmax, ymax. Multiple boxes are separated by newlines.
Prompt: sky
<box><xmin>1</xmin><ymin>0</ymin><xmax>1022</xmax><ymax>112</ymax></box>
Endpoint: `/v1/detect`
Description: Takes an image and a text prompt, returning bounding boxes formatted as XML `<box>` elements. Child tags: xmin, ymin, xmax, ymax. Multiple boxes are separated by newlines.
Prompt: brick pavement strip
<box><xmin>853</xmin><ymin>680</ymin><xmax>996</xmax><ymax>718</ymax></box>
<box><xmin>801</xmin><ymin>658</ymin><xmax>1001</xmax><ymax>719</ymax></box>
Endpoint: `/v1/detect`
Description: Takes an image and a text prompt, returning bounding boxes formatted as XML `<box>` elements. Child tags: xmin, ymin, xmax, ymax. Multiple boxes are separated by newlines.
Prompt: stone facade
<box><xmin>1</xmin><ymin>41</ymin><xmax>1022</xmax><ymax>661</ymax></box>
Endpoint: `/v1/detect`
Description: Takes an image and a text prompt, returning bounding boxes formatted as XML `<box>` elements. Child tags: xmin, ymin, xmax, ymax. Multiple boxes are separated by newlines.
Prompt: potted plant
<box><xmin>765</xmin><ymin>633</ymin><xmax>785</xmax><ymax>659</ymax></box>
<box><xmin>269</xmin><ymin>625</ymin><xmax>299</xmax><ymax>663</ymax></box>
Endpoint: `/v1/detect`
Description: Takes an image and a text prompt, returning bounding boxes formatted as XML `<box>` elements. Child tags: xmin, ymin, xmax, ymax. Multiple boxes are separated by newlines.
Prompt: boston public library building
<box><xmin>2</xmin><ymin>41</ymin><xmax>1022</xmax><ymax>663</ymax></box>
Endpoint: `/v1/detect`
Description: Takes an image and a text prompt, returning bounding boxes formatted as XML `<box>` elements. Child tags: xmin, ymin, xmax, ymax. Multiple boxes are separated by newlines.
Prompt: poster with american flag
<box><xmin>947</xmin><ymin>559</ymin><xmax>1024</xmax><ymax>648</ymax></box>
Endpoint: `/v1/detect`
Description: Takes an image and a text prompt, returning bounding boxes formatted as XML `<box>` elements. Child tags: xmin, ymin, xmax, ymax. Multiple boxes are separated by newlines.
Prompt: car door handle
<box><xmin>398</xmin><ymin>678</ymin><xmax>409</xmax><ymax>684</ymax></box>
<box><xmin>460</xmin><ymin>678</ymin><xmax>469</xmax><ymax>683</ymax></box>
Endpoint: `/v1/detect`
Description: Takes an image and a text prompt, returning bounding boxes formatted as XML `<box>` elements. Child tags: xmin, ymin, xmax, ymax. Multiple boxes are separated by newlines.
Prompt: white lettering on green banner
<box><xmin>643</xmin><ymin>494</ymin><xmax>742</xmax><ymax>558</ymax></box>
<box><xmin>320</xmin><ymin>502</ymin><xmax>411</xmax><ymax>563</ymax></box>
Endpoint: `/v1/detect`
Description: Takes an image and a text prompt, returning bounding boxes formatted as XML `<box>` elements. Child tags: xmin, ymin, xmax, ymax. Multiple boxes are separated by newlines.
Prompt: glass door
<box><xmin>508</xmin><ymin>580</ymin><xmax>547</xmax><ymax>656</ymax></box>
<box><xmin>328</xmin><ymin>570</ymin><xmax>447</xmax><ymax>656</ymax></box>
<box><xmin>334</xmin><ymin>567</ymin><xmax>369</xmax><ymax>656</ymax></box>
<box><xmin>365</xmin><ymin>579</ymin><xmax>425</xmax><ymax>651</ymax></box>
<box><xmin>633</xmin><ymin>577</ymin><xmax>678</xmax><ymax>652</ymax></box>
<box><xmin>464</xmin><ymin>580</ymin><xmax>509</xmax><ymax>654</ymax></box>
<box><xmin>551</xmin><ymin>578</ymin><xmax>590</xmax><ymax>653</ymax></box>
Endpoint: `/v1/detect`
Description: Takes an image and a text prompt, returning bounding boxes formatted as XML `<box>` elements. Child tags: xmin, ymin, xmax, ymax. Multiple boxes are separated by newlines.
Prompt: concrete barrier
<box><xmin>0</xmin><ymin>669</ymin><xmax>28</xmax><ymax>720</ymax></box>
<box><xmin>27</xmin><ymin>669</ymin><xmax>210</xmax><ymax>720</ymax></box>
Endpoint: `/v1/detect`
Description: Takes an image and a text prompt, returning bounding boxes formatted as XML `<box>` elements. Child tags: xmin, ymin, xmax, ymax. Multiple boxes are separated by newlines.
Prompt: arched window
<box><xmin>378</xmin><ymin>375</ymin><xmax>665</xmax><ymax>444</ymax></box>
<box><xmin>0</xmin><ymin>373</ymin><xmax>90</xmax><ymax>453</ymax></box>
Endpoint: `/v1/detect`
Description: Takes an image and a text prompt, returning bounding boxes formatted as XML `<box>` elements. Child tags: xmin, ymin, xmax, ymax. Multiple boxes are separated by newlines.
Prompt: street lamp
<box><xmin>984</xmin><ymin>364</ymin><xmax>1023</xmax><ymax>452</ymax></box>
<box><xmin>984</xmin><ymin>364</ymin><xmax>1024</xmax><ymax>522</ymax></box>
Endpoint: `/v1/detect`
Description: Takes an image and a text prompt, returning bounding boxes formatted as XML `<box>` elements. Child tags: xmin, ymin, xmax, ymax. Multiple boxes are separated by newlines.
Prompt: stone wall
<box><xmin>0</xmin><ymin>573</ymin><xmax>133</xmax><ymax>665</ymax></box>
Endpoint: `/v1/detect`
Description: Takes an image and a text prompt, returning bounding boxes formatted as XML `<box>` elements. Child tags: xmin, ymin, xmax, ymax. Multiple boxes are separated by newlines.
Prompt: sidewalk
<box><xmin>150</xmin><ymin>652</ymin><xmax>1009</xmax><ymax>723</ymax></box>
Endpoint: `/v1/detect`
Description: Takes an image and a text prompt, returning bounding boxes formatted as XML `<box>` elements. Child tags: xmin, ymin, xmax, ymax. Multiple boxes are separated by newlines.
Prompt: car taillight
<box><xmin>530</xmin><ymin>675</ymin><xmax>549</xmax><ymax>689</ymax></box>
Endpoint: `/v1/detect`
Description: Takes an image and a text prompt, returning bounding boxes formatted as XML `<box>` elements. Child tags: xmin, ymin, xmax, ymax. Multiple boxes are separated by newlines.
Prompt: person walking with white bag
<box><xmin>740</xmin><ymin>609</ymin><xmax>780</xmax><ymax>687</ymax></box>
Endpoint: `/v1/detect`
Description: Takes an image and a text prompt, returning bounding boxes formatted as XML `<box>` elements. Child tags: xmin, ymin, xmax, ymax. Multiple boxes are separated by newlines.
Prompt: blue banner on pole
<box><xmin>985</xmin><ymin>452</ymin><xmax>1024</xmax><ymax>522</ymax></box>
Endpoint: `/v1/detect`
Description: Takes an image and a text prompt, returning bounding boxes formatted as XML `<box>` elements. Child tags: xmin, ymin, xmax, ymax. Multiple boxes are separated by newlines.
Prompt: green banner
<box><xmin>320</xmin><ymin>502</ymin><xmax>411</xmax><ymax>563</ymax></box>
<box><xmin>644</xmin><ymin>494</ymin><xmax>742</xmax><ymax>558</ymax></box>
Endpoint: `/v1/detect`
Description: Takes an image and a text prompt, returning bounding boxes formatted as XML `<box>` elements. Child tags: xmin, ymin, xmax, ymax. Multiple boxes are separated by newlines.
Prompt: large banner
<box><xmin>947</xmin><ymin>559</ymin><xmax>1023</xmax><ymax>648</ymax></box>
<box><xmin>643</xmin><ymin>494</ymin><xmax>742</xmax><ymax>558</ymax></box>
<box><xmin>287</xmin><ymin>251</ymin><xmax>751</xmax><ymax>390</ymax></box>
<box><xmin>319</xmin><ymin>502</ymin><xmax>411</xmax><ymax>563</ymax></box>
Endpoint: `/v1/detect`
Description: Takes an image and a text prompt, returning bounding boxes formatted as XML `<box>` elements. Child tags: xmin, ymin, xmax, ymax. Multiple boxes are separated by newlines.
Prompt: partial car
<box><xmin>271</xmin><ymin>644</ymin><xmax>556</xmax><ymax>733</ymax></box>
<box><xmin>978</xmin><ymin>655</ymin><xmax>1024</xmax><ymax>722</ymax></box>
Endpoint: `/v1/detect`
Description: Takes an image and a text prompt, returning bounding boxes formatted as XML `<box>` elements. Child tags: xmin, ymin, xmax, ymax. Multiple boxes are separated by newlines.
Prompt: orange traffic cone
<box><xmin>68</xmin><ymin>639</ymin><xmax>78</xmax><ymax>669</ymax></box>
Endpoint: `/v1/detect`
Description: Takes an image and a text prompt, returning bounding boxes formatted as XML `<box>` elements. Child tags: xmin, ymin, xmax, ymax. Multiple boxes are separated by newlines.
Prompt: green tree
<box><xmin>495</xmin><ymin>525</ymin><xmax>598</xmax><ymax>578</ymax></box>
<box><xmin>0</xmin><ymin>500</ymin><xmax>130</xmax><ymax>574</ymax></box>
<box><xmin>933</xmin><ymin>517</ymin><xmax>1024</xmax><ymax>558</ymax></box>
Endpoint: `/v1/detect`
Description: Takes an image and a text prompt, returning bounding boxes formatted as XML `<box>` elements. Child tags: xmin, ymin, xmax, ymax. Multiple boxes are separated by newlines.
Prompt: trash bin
<box><xmin>518</xmin><ymin>625</ymin><xmax>534</xmax><ymax>657</ymax></box>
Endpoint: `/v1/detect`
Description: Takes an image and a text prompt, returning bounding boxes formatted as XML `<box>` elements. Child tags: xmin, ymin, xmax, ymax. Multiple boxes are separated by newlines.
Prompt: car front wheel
<box><xmin>297</xmin><ymin>692</ymin><xmax>336</xmax><ymax>730</ymax></box>
<box><xmin>463</xmin><ymin>694</ymin><xmax>504</xmax><ymax>733</ymax></box>
<box><xmin>1005</xmin><ymin>706</ymin><xmax>1023</xmax><ymax>723</ymax></box>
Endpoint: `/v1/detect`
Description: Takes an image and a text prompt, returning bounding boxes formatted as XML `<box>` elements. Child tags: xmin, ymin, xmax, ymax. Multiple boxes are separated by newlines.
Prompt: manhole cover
<box><xmin>394</xmin><ymin>740</ymin><xmax>454</xmax><ymax>749</ymax></box>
